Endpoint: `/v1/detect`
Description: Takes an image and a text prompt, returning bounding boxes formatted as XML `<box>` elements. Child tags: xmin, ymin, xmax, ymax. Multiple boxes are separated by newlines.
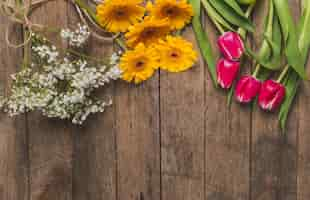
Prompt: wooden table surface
<box><xmin>1</xmin><ymin>0</ymin><xmax>310</xmax><ymax>200</ymax></box>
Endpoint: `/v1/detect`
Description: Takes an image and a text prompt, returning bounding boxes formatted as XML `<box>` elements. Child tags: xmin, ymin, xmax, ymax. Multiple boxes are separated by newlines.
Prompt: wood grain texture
<box><xmin>298</xmin><ymin>59</ymin><xmax>310</xmax><ymax>200</ymax></box>
<box><xmin>69</xmin><ymin>4</ymin><xmax>117</xmax><ymax>200</ymax></box>
<box><xmin>251</xmin><ymin>2</ymin><xmax>282</xmax><ymax>200</ymax></box>
<box><xmin>160</xmin><ymin>26</ymin><xmax>204</xmax><ymax>200</ymax></box>
<box><xmin>279</xmin><ymin>2</ymin><xmax>299</xmax><ymax>199</ymax></box>
<box><xmin>28</xmin><ymin>2</ymin><xmax>73</xmax><ymax>200</ymax></box>
<box><xmin>297</xmin><ymin>0</ymin><xmax>310</xmax><ymax>198</ymax></box>
<box><xmin>204</xmin><ymin>13</ymin><xmax>251</xmax><ymax>200</ymax></box>
<box><xmin>115</xmin><ymin>75</ymin><xmax>160</xmax><ymax>200</ymax></box>
<box><xmin>0</xmin><ymin>13</ymin><xmax>29</xmax><ymax>200</ymax></box>
<box><xmin>251</xmin><ymin>1</ymin><xmax>298</xmax><ymax>200</ymax></box>
<box><xmin>1</xmin><ymin>0</ymin><xmax>310</xmax><ymax>200</ymax></box>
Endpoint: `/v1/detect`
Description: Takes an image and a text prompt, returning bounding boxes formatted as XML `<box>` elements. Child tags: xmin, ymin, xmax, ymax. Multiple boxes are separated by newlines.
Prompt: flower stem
<box><xmin>22</xmin><ymin>30</ymin><xmax>30</xmax><ymax>69</ymax></box>
<box><xmin>213</xmin><ymin>18</ymin><xmax>225</xmax><ymax>35</ymax></box>
<box><xmin>238</xmin><ymin>4</ymin><xmax>255</xmax><ymax>38</ymax></box>
<box><xmin>277</xmin><ymin>64</ymin><xmax>290</xmax><ymax>83</ymax></box>
<box><xmin>246</xmin><ymin>3</ymin><xmax>256</xmax><ymax>17</ymax></box>
<box><xmin>252</xmin><ymin>64</ymin><xmax>261</xmax><ymax>78</ymax></box>
<box><xmin>66</xmin><ymin>49</ymin><xmax>109</xmax><ymax>64</ymax></box>
<box><xmin>115</xmin><ymin>37</ymin><xmax>127</xmax><ymax>51</ymax></box>
<box><xmin>74</xmin><ymin>0</ymin><xmax>99</xmax><ymax>24</ymax></box>
<box><xmin>200</xmin><ymin>0</ymin><xmax>226</xmax><ymax>34</ymax></box>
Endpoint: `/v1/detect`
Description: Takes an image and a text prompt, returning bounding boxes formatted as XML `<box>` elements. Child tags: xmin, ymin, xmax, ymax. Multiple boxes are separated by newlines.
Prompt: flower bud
<box><xmin>216</xmin><ymin>58</ymin><xmax>240</xmax><ymax>89</ymax></box>
<box><xmin>235</xmin><ymin>75</ymin><xmax>262</xmax><ymax>103</ymax></box>
<box><xmin>258</xmin><ymin>80</ymin><xmax>286</xmax><ymax>111</ymax></box>
<box><xmin>218</xmin><ymin>32</ymin><xmax>245</xmax><ymax>61</ymax></box>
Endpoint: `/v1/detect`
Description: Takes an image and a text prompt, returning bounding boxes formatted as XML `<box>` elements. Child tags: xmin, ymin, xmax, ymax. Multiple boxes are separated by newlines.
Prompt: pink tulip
<box><xmin>235</xmin><ymin>75</ymin><xmax>262</xmax><ymax>103</ymax></box>
<box><xmin>216</xmin><ymin>58</ymin><xmax>240</xmax><ymax>89</ymax></box>
<box><xmin>258</xmin><ymin>80</ymin><xmax>286</xmax><ymax>111</ymax></box>
<box><xmin>218</xmin><ymin>32</ymin><xmax>245</xmax><ymax>61</ymax></box>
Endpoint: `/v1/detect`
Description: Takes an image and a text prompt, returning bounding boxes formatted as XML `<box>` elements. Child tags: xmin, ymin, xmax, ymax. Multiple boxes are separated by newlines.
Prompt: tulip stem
<box><xmin>245</xmin><ymin>4</ymin><xmax>256</xmax><ymax>17</ymax></box>
<box><xmin>238</xmin><ymin>4</ymin><xmax>255</xmax><ymax>38</ymax></box>
<box><xmin>277</xmin><ymin>64</ymin><xmax>290</xmax><ymax>83</ymax></box>
<box><xmin>200</xmin><ymin>0</ymin><xmax>226</xmax><ymax>34</ymax></box>
<box><xmin>212</xmin><ymin>17</ymin><xmax>225</xmax><ymax>35</ymax></box>
<box><xmin>252</xmin><ymin>64</ymin><xmax>261</xmax><ymax>78</ymax></box>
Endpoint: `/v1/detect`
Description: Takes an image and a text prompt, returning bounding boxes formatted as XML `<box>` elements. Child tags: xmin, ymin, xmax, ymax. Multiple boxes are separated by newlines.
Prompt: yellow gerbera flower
<box><xmin>146</xmin><ymin>0</ymin><xmax>194</xmax><ymax>30</ymax></box>
<box><xmin>155</xmin><ymin>36</ymin><xmax>197</xmax><ymax>72</ymax></box>
<box><xmin>125</xmin><ymin>17</ymin><xmax>171</xmax><ymax>48</ymax></box>
<box><xmin>96</xmin><ymin>0</ymin><xmax>145</xmax><ymax>33</ymax></box>
<box><xmin>120</xmin><ymin>43</ymin><xmax>159</xmax><ymax>84</ymax></box>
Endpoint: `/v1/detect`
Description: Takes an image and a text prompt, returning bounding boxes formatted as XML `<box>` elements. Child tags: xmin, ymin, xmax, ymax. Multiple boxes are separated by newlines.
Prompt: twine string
<box><xmin>1</xmin><ymin>0</ymin><xmax>115</xmax><ymax>48</ymax></box>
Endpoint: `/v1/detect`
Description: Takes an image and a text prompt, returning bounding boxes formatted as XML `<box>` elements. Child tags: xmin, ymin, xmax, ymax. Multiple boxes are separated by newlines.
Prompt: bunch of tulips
<box><xmin>216</xmin><ymin>32</ymin><xmax>285</xmax><ymax>111</ymax></box>
<box><xmin>190</xmin><ymin>0</ymin><xmax>310</xmax><ymax>130</ymax></box>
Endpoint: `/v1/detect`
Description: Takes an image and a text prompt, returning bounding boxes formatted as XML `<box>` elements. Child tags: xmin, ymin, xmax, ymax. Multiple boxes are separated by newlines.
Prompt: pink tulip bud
<box><xmin>218</xmin><ymin>32</ymin><xmax>245</xmax><ymax>61</ymax></box>
<box><xmin>235</xmin><ymin>75</ymin><xmax>262</xmax><ymax>103</ymax></box>
<box><xmin>258</xmin><ymin>80</ymin><xmax>286</xmax><ymax>111</ymax></box>
<box><xmin>216</xmin><ymin>58</ymin><xmax>240</xmax><ymax>89</ymax></box>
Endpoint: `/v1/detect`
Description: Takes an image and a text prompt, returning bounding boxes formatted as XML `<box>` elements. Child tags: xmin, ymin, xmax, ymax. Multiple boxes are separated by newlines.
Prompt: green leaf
<box><xmin>223</xmin><ymin>0</ymin><xmax>246</xmax><ymax>17</ymax></box>
<box><xmin>273</xmin><ymin>0</ymin><xmax>308</xmax><ymax>80</ymax></box>
<box><xmin>227</xmin><ymin>82</ymin><xmax>235</xmax><ymax>107</ymax></box>
<box><xmin>189</xmin><ymin>0</ymin><xmax>218</xmax><ymax>86</ymax></box>
<box><xmin>257</xmin><ymin>0</ymin><xmax>274</xmax><ymax>62</ymax></box>
<box><xmin>245</xmin><ymin>44</ymin><xmax>281</xmax><ymax>70</ymax></box>
<box><xmin>262</xmin><ymin>32</ymin><xmax>282</xmax><ymax>70</ymax></box>
<box><xmin>201</xmin><ymin>0</ymin><xmax>235</xmax><ymax>32</ymax></box>
<box><xmin>208</xmin><ymin>0</ymin><xmax>255</xmax><ymax>32</ymax></box>
<box><xmin>279</xmin><ymin>0</ymin><xmax>310</xmax><ymax>130</ymax></box>
<box><xmin>279</xmin><ymin>71</ymin><xmax>299</xmax><ymax>130</ymax></box>
<box><xmin>256</xmin><ymin>1</ymin><xmax>283</xmax><ymax>71</ymax></box>
<box><xmin>299</xmin><ymin>0</ymin><xmax>310</xmax><ymax>61</ymax></box>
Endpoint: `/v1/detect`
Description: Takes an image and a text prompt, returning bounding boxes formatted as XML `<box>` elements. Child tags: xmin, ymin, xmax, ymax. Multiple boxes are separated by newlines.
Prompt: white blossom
<box><xmin>61</xmin><ymin>24</ymin><xmax>90</xmax><ymax>47</ymax></box>
<box><xmin>2</xmin><ymin>33</ymin><xmax>123</xmax><ymax>125</ymax></box>
<box><xmin>32</xmin><ymin>45</ymin><xmax>59</xmax><ymax>63</ymax></box>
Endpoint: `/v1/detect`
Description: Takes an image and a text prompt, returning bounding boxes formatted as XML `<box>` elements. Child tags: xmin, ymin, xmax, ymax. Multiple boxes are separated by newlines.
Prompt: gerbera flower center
<box><xmin>113</xmin><ymin>7</ymin><xmax>128</xmax><ymax>19</ymax></box>
<box><xmin>170</xmin><ymin>51</ymin><xmax>180</xmax><ymax>59</ymax></box>
<box><xmin>133</xmin><ymin>58</ymin><xmax>148</xmax><ymax>71</ymax></box>
<box><xmin>141</xmin><ymin>27</ymin><xmax>157</xmax><ymax>37</ymax></box>
<box><xmin>163</xmin><ymin>6</ymin><xmax>178</xmax><ymax>16</ymax></box>
<box><xmin>136</xmin><ymin>61</ymin><xmax>145</xmax><ymax>68</ymax></box>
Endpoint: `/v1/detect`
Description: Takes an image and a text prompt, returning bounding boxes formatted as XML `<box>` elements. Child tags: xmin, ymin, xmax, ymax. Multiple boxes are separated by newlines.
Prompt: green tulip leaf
<box><xmin>189</xmin><ymin>0</ymin><xmax>218</xmax><ymax>87</ymax></box>
<box><xmin>279</xmin><ymin>71</ymin><xmax>299</xmax><ymax>130</ymax></box>
<box><xmin>223</xmin><ymin>0</ymin><xmax>246</xmax><ymax>17</ymax></box>
<box><xmin>279</xmin><ymin>0</ymin><xmax>310</xmax><ymax>131</ymax></box>
<box><xmin>273</xmin><ymin>0</ymin><xmax>308</xmax><ymax>80</ymax></box>
<box><xmin>257</xmin><ymin>0</ymin><xmax>274</xmax><ymax>62</ymax></box>
<box><xmin>245</xmin><ymin>44</ymin><xmax>281</xmax><ymax>70</ymax></box>
<box><xmin>299</xmin><ymin>0</ymin><xmax>310</xmax><ymax>61</ymax></box>
<box><xmin>248</xmin><ymin>1</ymin><xmax>283</xmax><ymax>71</ymax></box>
<box><xmin>207</xmin><ymin>0</ymin><xmax>255</xmax><ymax>32</ymax></box>
<box><xmin>201</xmin><ymin>0</ymin><xmax>235</xmax><ymax>32</ymax></box>
<box><xmin>261</xmin><ymin>33</ymin><xmax>282</xmax><ymax>70</ymax></box>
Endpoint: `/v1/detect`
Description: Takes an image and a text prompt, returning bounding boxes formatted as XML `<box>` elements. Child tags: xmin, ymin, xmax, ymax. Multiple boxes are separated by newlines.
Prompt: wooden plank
<box><xmin>0</xmin><ymin>13</ymin><xmax>29</xmax><ymax>200</ymax></box>
<box><xmin>297</xmin><ymin>1</ymin><xmax>310</xmax><ymax>198</ymax></box>
<box><xmin>298</xmin><ymin>56</ymin><xmax>310</xmax><ymax>200</ymax></box>
<box><xmin>160</xmin><ymin>27</ymin><xmax>204</xmax><ymax>200</ymax></box>
<box><xmin>251</xmin><ymin>3</ymin><xmax>281</xmax><ymax>200</ymax></box>
<box><xmin>69</xmin><ymin>5</ymin><xmax>117</xmax><ymax>199</ymax></box>
<box><xmin>279</xmin><ymin>2</ymin><xmax>299</xmax><ymax>200</ymax></box>
<box><xmin>204</xmin><ymin>14</ymin><xmax>251</xmax><ymax>200</ymax></box>
<box><xmin>115</xmin><ymin>72</ymin><xmax>160</xmax><ymax>199</ymax></box>
<box><xmin>251</xmin><ymin>1</ymin><xmax>299</xmax><ymax>200</ymax></box>
<box><xmin>28</xmin><ymin>2</ymin><xmax>73</xmax><ymax>200</ymax></box>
